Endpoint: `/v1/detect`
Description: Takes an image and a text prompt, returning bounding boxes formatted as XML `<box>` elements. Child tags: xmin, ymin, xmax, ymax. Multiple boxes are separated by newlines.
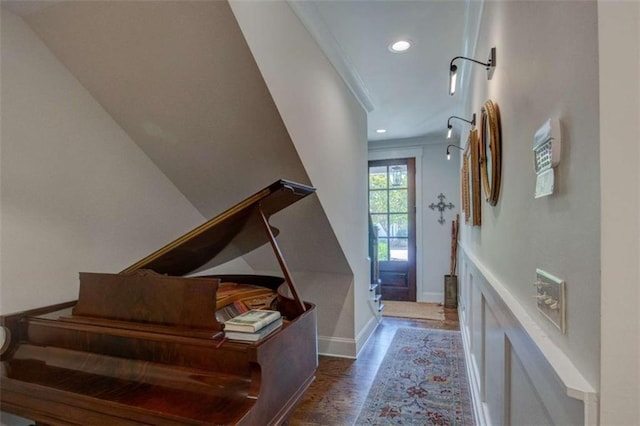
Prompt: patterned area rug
<box><xmin>355</xmin><ymin>328</ymin><xmax>474</xmax><ymax>425</ymax></box>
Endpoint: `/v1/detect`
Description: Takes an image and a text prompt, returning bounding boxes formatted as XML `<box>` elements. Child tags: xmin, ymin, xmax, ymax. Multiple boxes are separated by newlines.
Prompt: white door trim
<box><xmin>368</xmin><ymin>147</ymin><xmax>424</xmax><ymax>301</ymax></box>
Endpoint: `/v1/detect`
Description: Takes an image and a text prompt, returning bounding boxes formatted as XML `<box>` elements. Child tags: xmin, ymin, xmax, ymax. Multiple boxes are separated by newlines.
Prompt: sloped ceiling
<box><xmin>9</xmin><ymin>0</ymin><xmax>350</xmax><ymax>275</ymax></box>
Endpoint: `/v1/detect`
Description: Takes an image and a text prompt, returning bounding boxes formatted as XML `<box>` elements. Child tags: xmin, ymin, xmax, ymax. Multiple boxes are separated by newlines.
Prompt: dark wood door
<box><xmin>368</xmin><ymin>158</ymin><xmax>416</xmax><ymax>301</ymax></box>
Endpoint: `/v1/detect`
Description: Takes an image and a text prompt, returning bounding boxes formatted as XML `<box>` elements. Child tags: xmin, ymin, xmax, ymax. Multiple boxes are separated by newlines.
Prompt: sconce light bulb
<box><xmin>449</xmin><ymin>65</ymin><xmax>458</xmax><ymax>96</ymax></box>
<box><xmin>447</xmin><ymin>152</ymin><xmax>451</xmax><ymax>161</ymax></box>
<box><xmin>446</xmin><ymin>126</ymin><xmax>452</xmax><ymax>139</ymax></box>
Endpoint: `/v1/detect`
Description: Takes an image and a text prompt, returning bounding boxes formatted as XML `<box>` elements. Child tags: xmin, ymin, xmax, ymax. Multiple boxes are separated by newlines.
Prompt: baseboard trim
<box><xmin>418</xmin><ymin>291</ymin><xmax>443</xmax><ymax>303</ymax></box>
<box><xmin>355</xmin><ymin>314</ymin><xmax>381</xmax><ymax>358</ymax></box>
<box><xmin>317</xmin><ymin>312</ymin><xmax>380</xmax><ymax>359</ymax></box>
<box><xmin>318</xmin><ymin>335</ymin><xmax>356</xmax><ymax>359</ymax></box>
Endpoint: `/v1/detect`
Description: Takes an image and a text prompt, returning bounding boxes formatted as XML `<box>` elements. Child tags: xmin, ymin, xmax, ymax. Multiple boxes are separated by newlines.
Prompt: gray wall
<box><xmin>458</xmin><ymin>1</ymin><xmax>600</xmax><ymax>423</ymax></box>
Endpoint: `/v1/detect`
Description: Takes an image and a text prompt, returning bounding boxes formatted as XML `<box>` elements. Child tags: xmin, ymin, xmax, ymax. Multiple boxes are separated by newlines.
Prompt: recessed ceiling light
<box><xmin>389</xmin><ymin>40</ymin><xmax>411</xmax><ymax>53</ymax></box>
<box><xmin>376</xmin><ymin>129</ymin><xmax>387</xmax><ymax>134</ymax></box>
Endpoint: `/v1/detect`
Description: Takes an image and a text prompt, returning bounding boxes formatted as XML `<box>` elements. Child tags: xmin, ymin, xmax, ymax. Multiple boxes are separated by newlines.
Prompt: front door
<box><xmin>368</xmin><ymin>158</ymin><xmax>416</xmax><ymax>301</ymax></box>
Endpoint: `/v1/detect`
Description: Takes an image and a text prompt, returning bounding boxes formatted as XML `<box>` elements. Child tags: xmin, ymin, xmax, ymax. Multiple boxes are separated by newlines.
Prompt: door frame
<box><xmin>368</xmin><ymin>147</ymin><xmax>424</xmax><ymax>301</ymax></box>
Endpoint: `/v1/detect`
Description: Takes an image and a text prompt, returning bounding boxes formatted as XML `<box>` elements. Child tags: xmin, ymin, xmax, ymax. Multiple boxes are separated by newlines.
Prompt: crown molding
<box><xmin>286</xmin><ymin>0</ymin><xmax>375</xmax><ymax>113</ymax></box>
<box><xmin>460</xmin><ymin>0</ymin><xmax>485</xmax><ymax>114</ymax></box>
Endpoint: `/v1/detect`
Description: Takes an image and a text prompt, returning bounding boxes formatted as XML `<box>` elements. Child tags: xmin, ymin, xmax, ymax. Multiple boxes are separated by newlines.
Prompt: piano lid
<box><xmin>122</xmin><ymin>180</ymin><xmax>315</xmax><ymax>277</ymax></box>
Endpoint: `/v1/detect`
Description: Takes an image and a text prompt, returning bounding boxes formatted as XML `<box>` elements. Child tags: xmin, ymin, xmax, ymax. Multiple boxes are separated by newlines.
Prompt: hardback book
<box><xmin>225</xmin><ymin>318</ymin><xmax>283</xmax><ymax>342</ymax></box>
<box><xmin>224</xmin><ymin>309</ymin><xmax>282</xmax><ymax>333</ymax></box>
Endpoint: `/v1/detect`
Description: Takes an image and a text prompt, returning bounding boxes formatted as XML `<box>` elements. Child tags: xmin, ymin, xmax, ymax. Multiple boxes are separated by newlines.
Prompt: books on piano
<box><xmin>225</xmin><ymin>318</ymin><xmax>283</xmax><ymax>342</ymax></box>
<box><xmin>224</xmin><ymin>309</ymin><xmax>281</xmax><ymax>333</ymax></box>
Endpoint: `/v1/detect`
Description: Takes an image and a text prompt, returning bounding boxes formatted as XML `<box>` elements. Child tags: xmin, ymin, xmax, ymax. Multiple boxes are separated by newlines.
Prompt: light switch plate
<box><xmin>534</xmin><ymin>269</ymin><xmax>565</xmax><ymax>333</ymax></box>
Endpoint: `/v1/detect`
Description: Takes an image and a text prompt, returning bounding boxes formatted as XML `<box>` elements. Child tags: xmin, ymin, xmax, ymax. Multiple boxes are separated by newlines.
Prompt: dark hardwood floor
<box><xmin>288</xmin><ymin>307</ymin><xmax>459</xmax><ymax>425</ymax></box>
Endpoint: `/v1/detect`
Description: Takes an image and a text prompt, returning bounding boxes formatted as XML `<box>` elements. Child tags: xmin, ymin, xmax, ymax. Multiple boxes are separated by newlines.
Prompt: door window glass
<box><xmin>368</xmin><ymin>163</ymin><xmax>409</xmax><ymax>262</ymax></box>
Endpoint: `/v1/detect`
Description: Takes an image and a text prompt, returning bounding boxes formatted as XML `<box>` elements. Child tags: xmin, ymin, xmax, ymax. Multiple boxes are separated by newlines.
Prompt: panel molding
<box><xmin>458</xmin><ymin>243</ymin><xmax>598</xmax><ymax>425</ymax></box>
<box><xmin>459</xmin><ymin>302</ymin><xmax>488</xmax><ymax>425</ymax></box>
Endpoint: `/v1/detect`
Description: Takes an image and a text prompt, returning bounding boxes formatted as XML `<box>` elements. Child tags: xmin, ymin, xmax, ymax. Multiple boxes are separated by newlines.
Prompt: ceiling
<box><xmin>289</xmin><ymin>0</ymin><xmax>474</xmax><ymax>142</ymax></box>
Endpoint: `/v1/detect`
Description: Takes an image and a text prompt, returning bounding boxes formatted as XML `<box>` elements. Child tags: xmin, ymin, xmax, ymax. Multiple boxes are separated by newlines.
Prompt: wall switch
<box><xmin>534</xmin><ymin>269</ymin><xmax>565</xmax><ymax>333</ymax></box>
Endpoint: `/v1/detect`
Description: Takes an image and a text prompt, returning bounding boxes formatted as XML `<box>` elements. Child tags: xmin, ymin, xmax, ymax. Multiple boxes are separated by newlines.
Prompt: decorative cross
<box><xmin>429</xmin><ymin>193</ymin><xmax>455</xmax><ymax>225</ymax></box>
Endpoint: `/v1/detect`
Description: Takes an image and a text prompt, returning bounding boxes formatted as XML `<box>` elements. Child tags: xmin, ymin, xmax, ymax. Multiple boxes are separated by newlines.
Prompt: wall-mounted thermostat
<box><xmin>533</xmin><ymin>118</ymin><xmax>561</xmax><ymax>198</ymax></box>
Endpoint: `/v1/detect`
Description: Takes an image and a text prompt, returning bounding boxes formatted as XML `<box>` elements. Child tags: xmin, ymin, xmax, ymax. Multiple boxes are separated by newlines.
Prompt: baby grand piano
<box><xmin>0</xmin><ymin>180</ymin><xmax>318</xmax><ymax>425</ymax></box>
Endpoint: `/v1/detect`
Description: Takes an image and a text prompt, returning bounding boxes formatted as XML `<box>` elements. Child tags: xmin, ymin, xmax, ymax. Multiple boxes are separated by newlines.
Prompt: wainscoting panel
<box><xmin>483</xmin><ymin>300</ymin><xmax>505</xmax><ymax>425</ymax></box>
<box><xmin>506</xmin><ymin>324</ymin><xmax>585</xmax><ymax>425</ymax></box>
<box><xmin>459</xmin><ymin>260</ymin><xmax>471</xmax><ymax>345</ymax></box>
<box><xmin>471</xmin><ymin>280</ymin><xmax>484</xmax><ymax>401</ymax></box>
<box><xmin>459</xmin><ymin>245</ymin><xmax>595</xmax><ymax>426</ymax></box>
<box><xmin>508</xmin><ymin>339</ymin><xmax>554</xmax><ymax>425</ymax></box>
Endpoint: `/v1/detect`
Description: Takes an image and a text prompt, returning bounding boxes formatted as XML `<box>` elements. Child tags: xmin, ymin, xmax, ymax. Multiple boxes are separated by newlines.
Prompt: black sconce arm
<box><xmin>447</xmin><ymin>114</ymin><xmax>477</xmax><ymax>128</ymax></box>
<box><xmin>446</xmin><ymin>144</ymin><xmax>465</xmax><ymax>160</ymax></box>
<box><xmin>449</xmin><ymin>55</ymin><xmax>491</xmax><ymax>72</ymax></box>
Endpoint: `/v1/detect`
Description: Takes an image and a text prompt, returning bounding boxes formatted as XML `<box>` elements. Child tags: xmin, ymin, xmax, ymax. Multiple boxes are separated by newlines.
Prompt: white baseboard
<box><xmin>418</xmin><ymin>291</ymin><xmax>443</xmax><ymax>303</ymax></box>
<box><xmin>318</xmin><ymin>313</ymin><xmax>380</xmax><ymax>359</ymax></box>
<box><xmin>317</xmin><ymin>335</ymin><xmax>356</xmax><ymax>359</ymax></box>
<box><xmin>355</xmin><ymin>313</ymin><xmax>381</xmax><ymax>357</ymax></box>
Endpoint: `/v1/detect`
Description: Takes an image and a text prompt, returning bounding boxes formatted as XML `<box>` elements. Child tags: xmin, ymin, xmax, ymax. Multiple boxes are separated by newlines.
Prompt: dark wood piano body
<box><xmin>0</xmin><ymin>180</ymin><xmax>318</xmax><ymax>425</ymax></box>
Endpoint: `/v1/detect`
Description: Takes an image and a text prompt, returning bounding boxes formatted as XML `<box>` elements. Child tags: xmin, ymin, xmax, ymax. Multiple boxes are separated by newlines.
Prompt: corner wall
<box><xmin>598</xmin><ymin>1</ymin><xmax>640</xmax><ymax>423</ymax></box>
<box><xmin>457</xmin><ymin>1</ymin><xmax>600</xmax><ymax>424</ymax></box>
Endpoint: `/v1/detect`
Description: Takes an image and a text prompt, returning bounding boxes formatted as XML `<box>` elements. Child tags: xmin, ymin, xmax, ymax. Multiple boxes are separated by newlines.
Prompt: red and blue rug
<box><xmin>355</xmin><ymin>327</ymin><xmax>474</xmax><ymax>425</ymax></box>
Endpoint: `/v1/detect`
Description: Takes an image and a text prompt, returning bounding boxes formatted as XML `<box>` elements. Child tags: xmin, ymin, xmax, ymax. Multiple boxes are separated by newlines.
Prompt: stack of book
<box><xmin>214</xmin><ymin>282</ymin><xmax>277</xmax><ymax>323</ymax></box>
<box><xmin>223</xmin><ymin>309</ymin><xmax>283</xmax><ymax>342</ymax></box>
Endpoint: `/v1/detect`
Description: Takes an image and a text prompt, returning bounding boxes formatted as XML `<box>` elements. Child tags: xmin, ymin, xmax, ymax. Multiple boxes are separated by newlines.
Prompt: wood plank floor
<box><xmin>288</xmin><ymin>306</ymin><xmax>459</xmax><ymax>425</ymax></box>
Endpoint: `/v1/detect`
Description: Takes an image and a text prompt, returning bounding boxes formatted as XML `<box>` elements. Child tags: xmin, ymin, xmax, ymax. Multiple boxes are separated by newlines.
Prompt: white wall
<box><xmin>598</xmin><ymin>1</ymin><xmax>640</xmax><ymax>424</ymax></box>
<box><xmin>369</xmin><ymin>136</ymin><xmax>461</xmax><ymax>304</ymax></box>
<box><xmin>458</xmin><ymin>1</ymin><xmax>600</xmax><ymax>424</ymax></box>
<box><xmin>0</xmin><ymin>10</ymin><xmax>204</xmax><ymax>313</ymax></box>
<box><xmin>229</xmin><ymin>0</ymin><xmax>371</xmax><ymax>357</ymax></box>
<box><xmin>420</xmin><ymin>142</ymin><xmax>461</xmax><ymax>301</ymax></box>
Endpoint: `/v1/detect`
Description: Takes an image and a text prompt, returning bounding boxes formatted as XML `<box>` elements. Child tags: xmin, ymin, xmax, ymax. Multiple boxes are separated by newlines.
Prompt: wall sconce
<box><xmin>449</xmin><ymin>47</ymin><xmax>496</xmax><ymax>95</ymax></box>
<box><xmin>446</xmin><ymin>144</ymin><xmax>464</xmax><ymax>160</ymax></box>
<box><xmin>446</xmin><ymin>113</ymin><xmax>476</xmax><ymax>139</ymax></box>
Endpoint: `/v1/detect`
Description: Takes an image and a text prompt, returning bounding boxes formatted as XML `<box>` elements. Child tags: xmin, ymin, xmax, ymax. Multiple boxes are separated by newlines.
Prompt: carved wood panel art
<box><xmin>470</xmin><ymin>129</ymin><xmax>482</xmax><ymax>226</ymax></box>
<box><xmin>480</xmin><ymin>100</ymin><xmax>502</xmax><ymax>206</ymax></box>
<box><xmin>462</xmin><ymin>134</ymin><xmax>471</xmax><ymax>223</ymax></box>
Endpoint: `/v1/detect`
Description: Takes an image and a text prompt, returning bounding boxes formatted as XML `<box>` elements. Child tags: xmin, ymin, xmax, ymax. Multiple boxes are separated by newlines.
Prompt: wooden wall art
<box><xmin>469</xmin><ymin>129</ymin><xmax>482</xmax><ymax>226</ymax></box>
<box><xmin>480</xmin><ymin>100</ymin><xmax>502</xmax><ymax>206</ymax></box>
<box><xmin>461</xmin><ymin>145</ymin><xmax>470</xmax><ymax>223</ymax></box>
